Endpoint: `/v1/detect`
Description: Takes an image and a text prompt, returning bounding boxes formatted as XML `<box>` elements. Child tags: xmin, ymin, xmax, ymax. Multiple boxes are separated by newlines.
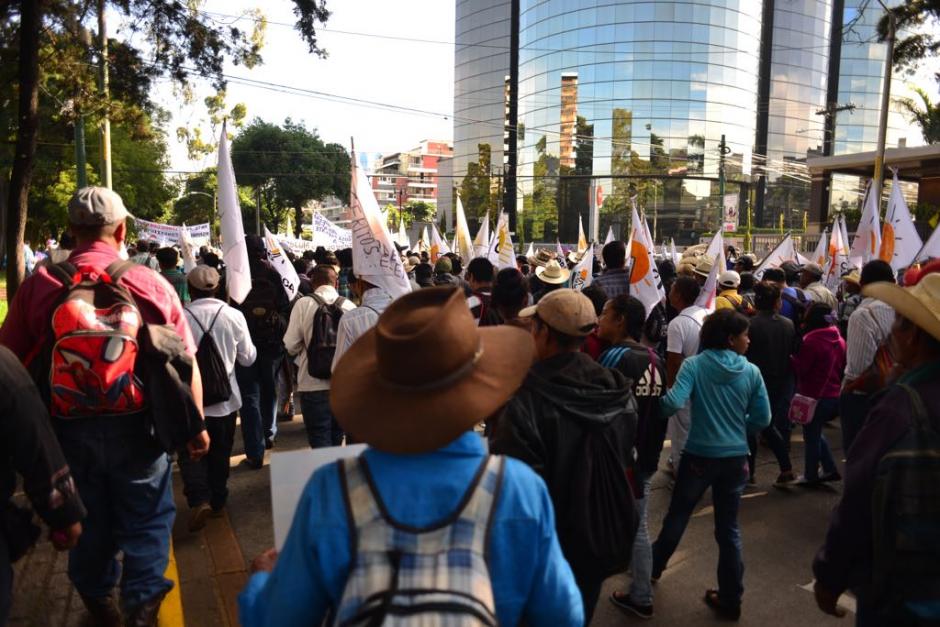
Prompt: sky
<box><xmin>129</xmin><ymin>0</ymin><xmax>456</xmax><ymax>172</ymax></box>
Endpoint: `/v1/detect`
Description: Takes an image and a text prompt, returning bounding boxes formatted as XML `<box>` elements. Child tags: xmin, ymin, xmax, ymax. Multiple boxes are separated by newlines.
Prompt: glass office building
<box><xmin>452</xmin><ymin>0</ymin><xmax>925</xmax><ymax>244</ymax></box>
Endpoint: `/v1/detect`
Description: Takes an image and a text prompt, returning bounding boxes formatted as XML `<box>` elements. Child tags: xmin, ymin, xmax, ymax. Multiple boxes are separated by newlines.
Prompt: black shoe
<box><xmin>264</xmin><ymin>436</ymin><xmax>275</xmax><ymax>450</ymax></box>
<box><xmin>703</xmin><ymin>589</ymin><xmax>740</xmax><ymax>621</ymax></box>
<box><xmin>610</xmin><ymin>591</ymin><xmax>654</xmax><ymax>619</ymax></box>
<box><xmin>773</xmin><ymin>471</ymin><xmax>796</xmax><ymax>487</ymax></box>
<box><xmin>795</xmin><ymin>475</ymin><xmax>821</xmax><ymax>487</ymax></box>
<box><xmin>125</xmin><ymin>590</ymin><xmax>169</xmax><ymax>627</ymax></box>
<box><xmin>820</xmin><ymin>470</ymin><xmax>842</xmax><ymax>483</ymax></box>
<box><xmin>81</xmin><ymin>595</ymin><xmax>123</xmax><ymax>627</ymax></box>
<box><xmin>240</xmin><ymin>456</ymin><xmax>263</xmax><ymax>470</ymax></box>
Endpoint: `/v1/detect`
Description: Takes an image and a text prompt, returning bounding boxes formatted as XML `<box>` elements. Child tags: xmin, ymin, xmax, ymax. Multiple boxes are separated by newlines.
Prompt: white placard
<box><xmin>270</xmin><ymin>444</ymin><xmax>367</xmax><ymax>549</ymax></box>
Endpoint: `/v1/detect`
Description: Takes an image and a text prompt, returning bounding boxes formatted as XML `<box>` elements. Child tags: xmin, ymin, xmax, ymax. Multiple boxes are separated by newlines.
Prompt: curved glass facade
<box><xmin>454</xmin><ymin>0</ymin><xmax>511</xmax><ymax>230</ymax></box>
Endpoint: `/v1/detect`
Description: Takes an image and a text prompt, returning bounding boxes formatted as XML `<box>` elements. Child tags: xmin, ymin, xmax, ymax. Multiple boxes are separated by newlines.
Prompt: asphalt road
<box><xmin>219</xmin><ymin>414</ymin><xmax>853</xmax><ymax>627</ymax></box>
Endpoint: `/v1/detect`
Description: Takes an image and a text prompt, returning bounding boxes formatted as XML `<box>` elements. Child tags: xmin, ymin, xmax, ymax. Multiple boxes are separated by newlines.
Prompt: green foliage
<box><xmin>176</xmin><ymin>90</ymin><xmax>249</xmax><ymax>160</ymax></box>
<box><xmin>879</xmin><ymin>0</ymin><xmax>940</xmax><ymax>78</ymax></box>
<box><xmin>231</xmin><ymin>118</ymin><xmax>350</xmax><ymax>235</ymax></box>
<box><xmin>385</xmin><ymin>200</ymin><xmax>436</xmax><ymax>231</ymax></box>
<box><xmin>460</xmin><ymin>143</ymin><xmax>497</xmax><ymax>221</ymax></box>
<box><xmin>894</xmin><ymin>86</ymin><xmax>940</xmax><ymax>143</ymax></box>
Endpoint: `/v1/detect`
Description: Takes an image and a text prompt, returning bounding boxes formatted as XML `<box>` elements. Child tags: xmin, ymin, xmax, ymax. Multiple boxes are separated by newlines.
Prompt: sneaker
<box><xmin>188</xmin><ymin>503</ymin><xmax>212</xmax><ymax>532</ymax></box>
<box><xmin>773</xmin><ymin>471</ymin><xmax>796</xmax><ymax>487</ymax></box>
<box><xmin>265</xmin><ymin>436</ymin><xmax>275</xmax><ymax>450</ymax></box>
<box><xmin>610</xmin><ymin>591</ymin><xmax>654</xmax><ymax>619</ymax></box>
<box><xmin>240</xmin><ymin>457</ymin><xmax>263</xmax><ymax>470</ymax></box>
<box><xmin>703</xmin><ymin>589</ymin><xmax>740</xmax><ymax>621</ymax></box>
<box><xmin>795</xmin><ymin>475</ymin><xmax>821</xmax><ymax>487</ymax></box>
<box><xmin>820</xmin><ymin>471</ymin><xmax>842</xmax><ymax>483</ymax></box>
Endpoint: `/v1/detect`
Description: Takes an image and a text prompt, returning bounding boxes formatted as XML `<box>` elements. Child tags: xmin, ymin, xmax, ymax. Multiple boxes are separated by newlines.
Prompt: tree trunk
<box><xmin>5</xmin><ymin>0</ymin><xmax>43</xmax><ymax>303</ymax></box>
<box><xmin>294</xmin><ymin>205</ymin><xmax>303</xmax><ymax>238</ymax></box>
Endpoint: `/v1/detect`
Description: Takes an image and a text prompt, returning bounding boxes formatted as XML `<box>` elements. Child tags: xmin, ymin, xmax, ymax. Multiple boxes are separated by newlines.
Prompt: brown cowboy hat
<box><xmin>330</xmin><ymin>286</ymin><xmax>535</xmax><ymax>454</ymax></box>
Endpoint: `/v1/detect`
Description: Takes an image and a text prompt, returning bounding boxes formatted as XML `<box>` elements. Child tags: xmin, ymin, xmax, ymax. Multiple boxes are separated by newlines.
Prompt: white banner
<box><xmin>312</xmin><ymin>212</ymin><xmax>353</xmax><ymax>251</ymax></box>
<box><xmin>263</xmin><ymin>226</ymin><xmax>300</xmax><ymax>301</ymax></box>
<box><xmin>180</xmin><ymin>224</ymin><xmax>197</xmax><ymax>274</ymax></box>
<box><xmin>135</xmin><ymin>218</ymin><xmax>210</xmax><ymax>246</ymax></box>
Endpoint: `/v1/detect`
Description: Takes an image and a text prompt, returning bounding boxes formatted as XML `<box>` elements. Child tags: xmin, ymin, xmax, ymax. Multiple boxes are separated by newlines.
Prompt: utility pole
<box><xmin>97</xmin><ymin>0</ymin><xmax>112</xmax><ymax>189</ymax></box>
<box><xmin>718</xmin><ymin>134</ymin><xmax>731</xmax><ymax>227</ymax></box>
<box><xmin>255</xmin><ymin>186</ymin><xmax>262</xmax><ymax>235</ymax></box>
<box><xmin>873</xmin><ymin>0</ymin><xmax>895</xmax><ymax>207</ymax></box>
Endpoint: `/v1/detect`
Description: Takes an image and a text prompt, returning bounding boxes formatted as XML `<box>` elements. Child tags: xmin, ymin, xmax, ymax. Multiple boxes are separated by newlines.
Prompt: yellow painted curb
<box><xmin>158</xmin><ymin>538</ymin><xmax>185</xmax><ymax>626</ymax></box>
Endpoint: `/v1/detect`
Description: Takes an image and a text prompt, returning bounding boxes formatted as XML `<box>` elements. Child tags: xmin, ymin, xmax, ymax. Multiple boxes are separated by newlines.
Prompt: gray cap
<box><xmin>68</xmin><ymin>187</ymin><xmax>131</xmax><ymax>226</ymax></box>
<box><xmin>187</xmin><ymin>265</ymin><xmax>220</xmax><ymax>291</ymax></box>
<box><xmin>801</xmin><ymin>262</ymin><xmax>824</xmax><ymax>277</ymax></box>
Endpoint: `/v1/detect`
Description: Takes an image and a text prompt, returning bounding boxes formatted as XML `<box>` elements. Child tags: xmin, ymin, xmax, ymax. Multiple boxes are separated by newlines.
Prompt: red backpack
<box><xmin>39</xmin><ymin>261</ymin><xmax>146</xmax><ymax>419</ymax></box>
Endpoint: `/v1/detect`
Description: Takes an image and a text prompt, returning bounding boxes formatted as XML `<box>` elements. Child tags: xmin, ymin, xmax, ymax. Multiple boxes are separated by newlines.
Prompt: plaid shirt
<box><xmin>593</xmin><ymin>268</ymin><xmax>631</xmax><ymax>299</ymax></box>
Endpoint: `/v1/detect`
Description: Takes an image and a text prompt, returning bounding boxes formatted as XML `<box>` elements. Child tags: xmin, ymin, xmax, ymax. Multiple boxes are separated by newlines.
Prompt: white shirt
<box><xmin>184</xmin><ymin>298</ymin><xmax>257</xmax><ymax>417</ymax></box>
<box><xmin>283</xmin><ymin>286</ymin><xmax>357</xmax><ymax>392</ymax></box>
<box><xmin>331</xmin><ymin>288</ymin><xmax>394</xmax><ymax>373</ymax></box>
<box><xmin>844</xmin><ymin>297</ymin><xmax>895</xmax><ymax>384</ymax></box>
<box><xmin>667</xmin><ymin>305</ymin><xmax>707</xmax><ymax>358</ymax></box>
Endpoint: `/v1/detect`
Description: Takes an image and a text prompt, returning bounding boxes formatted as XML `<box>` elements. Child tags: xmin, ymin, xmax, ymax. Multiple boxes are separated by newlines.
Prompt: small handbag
<box><xmin>788</xmin><ymin>393</ymin><xmax>818</xmax><ymax>425</ymax></box>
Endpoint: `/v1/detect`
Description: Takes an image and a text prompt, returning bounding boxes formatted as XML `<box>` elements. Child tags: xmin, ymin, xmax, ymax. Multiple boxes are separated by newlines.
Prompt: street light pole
<box><xmin>873</xmin><ymin>1</ymin><xmax>895</xmax><ymax>208</ymax></box>
<box><xmin>97</xmin><ymin>0</ymin><xmax>112</xmax><ymax>189</ymax></box>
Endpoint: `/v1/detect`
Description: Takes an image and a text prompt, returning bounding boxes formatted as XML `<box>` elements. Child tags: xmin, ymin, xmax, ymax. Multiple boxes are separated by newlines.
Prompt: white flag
<box><xmin>694</xmin><ymin>250</ymin><xmax>721</xmax><ymax>313</ymax></box>
<box><xmin>348</xmin><ymin>147</ymin><xmax>411</xmax><ymax>299</ymax></box>
<box><xmin>629</xmin><ymin>203</ymin><xmax>664</xmax><ymax>316</ymax></box>
<box><xmin>850</xmin><ymin>180</ymin><xmax>882</xmax><ymax>269</ymax></box>
<box><xmin>397</xmin><ymin>219</ymin><xmax>411</xmax><ymax>250</ymax></box>
<box><xmin>556</xmin><ymin>239</ymin><xmax>565</xmax><ymax>259</ymax></box>
<box><xmin>454</xmin><ymin>195</ymin><xmax>475</xmax><ymax>263</ymax></box>
<box><xmin>417</xmin><ymin>226</ymin><xmax>429</xmax><ymax>254</ymax></box>
<box><xmin>430</xmin><ymin>223</ymin><xmax>451</xmax><ymax>264</ymax></box>
<box><xmin>703</xmin><ymin>230</ymin><xmax>727</xmax><ymax>277</ymax></box>
<box><xmin>824</xmin><ymin>224</ymin><xmax>850</xmax><ymax>290</ymax></box>
<box><xmin>494</xmin><ymin>212</ymin><xmax>515</xmax><ymax>269</ymax></box>
<box><xmin>473</xmin><ymin>211</ymin><xmax>490</xmax><ymax>258</ymax></box>
<box><xmin>180</xmin><ymin>223</ymin><xmax>197</xmax><ymax>274</ymax></box>
<box><xmin>879</xmin><ymin>172</ymin><xmax>923</xmax><ymax>271</ymax></box>
<box><xmin>604</xmin><ymin>225</ymin><xmax>615</xmax><ymax>246</ymax></box>
<box><xmin>572</xmin><ymin>243</ymin><xmax>594</xmax><ymax>291</ymax></box>
<box><xmin>839</xmin><ymin>214</ymin><xmax>851</xmax><ymax>259</ymax></box>
<box><xmin>670</xmin><ymin>238</ymin><xmax>681</xmax><ymax>266</ymax></box>
<box><xmin>753</xmin><ymin>233</ymin><xmax>795</xmax><ymax>280</ymax></box>
<box><xmin>812</xmin><ymin>228</ymin><xmax>829</xmax><ymax>267</ymax></box>
<box><xmin>525</xmin><ymin>241</ymin><xmax>534</xmax><ymax>259</ymax></box>
<box><xmin>915</xmin><ymin>222</ymin><xmax>940</xmax><ymax>264</ymax></box>
<box><xmin>577</xmin><ymin>214</ymin><xmax>588</xmax><ymax>253</ymax></box>
<box><xmin>217</xmin><ymin>121</ymin><xmax>251</xmax><ymax>304</ymax></box>
<box><xmin>263</xmin><ymin>226</ymin><xmax>300</xmax><ymax>301</ymax></box>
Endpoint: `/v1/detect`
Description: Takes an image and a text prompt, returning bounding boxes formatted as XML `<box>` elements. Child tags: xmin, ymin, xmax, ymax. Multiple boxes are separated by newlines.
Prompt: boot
<box><xmin>81</xmin><ymin>594</ymin><xmax>123</xmax><ymax>627</ymax></box>
<box><xmin>124</xmin><ymin>590</ymin><xmax>168</xmax><ymax>627</ymax></box>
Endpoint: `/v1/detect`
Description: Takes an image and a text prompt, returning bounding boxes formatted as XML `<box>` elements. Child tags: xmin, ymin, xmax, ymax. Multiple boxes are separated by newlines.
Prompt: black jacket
<box><xmin>0</xmin><ymin>347</ymin><xmax>85</xmax><ymax>531</ymax></box>
<box><xmin>746</xmin><ymin>311</ymin><xmax>799</xmax><ymax>396</ymax></box>
<box><xmin>490</xmin><ymin>352</ymin><xmax>637</xmax><ymax>569</ymax></box>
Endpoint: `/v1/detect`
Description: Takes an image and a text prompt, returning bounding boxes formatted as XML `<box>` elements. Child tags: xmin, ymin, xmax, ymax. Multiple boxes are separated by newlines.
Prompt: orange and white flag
<box><xmin>628</xmin><ymin>203</ymin><xmax>664</xmax><ymax>316</ymax></box>
<box><xmin>578</xmin><ymin>214</ymin><xmax>589</xmax><ymax>253</ymax></box>
<box><xmin>572</xmin><ymin>243</ymin><xmax>594</xmax><ymax>291</ymax></box>
<box><xmin>430</xmin><ymin>223</ymin><xmax>451</xmax><ymax>264</ymax></box>
<box><xmin>454</xmin><ymin>195</ymin><xmax>475</xmax><ymax>263</ymax></box>
<box><xmin>850</xmin><ymin>180</ymin><xmax>881</xmax><ymax>269</ymax></box>
<box><xmin>879</xmin><ymin>171</ymin><xmax>923</xmax><ymax>271</ymax></box>
<box><xmin>811</xmin><ymin>228</ymin><xmax>828</xmax><ymax>267</ymax></box>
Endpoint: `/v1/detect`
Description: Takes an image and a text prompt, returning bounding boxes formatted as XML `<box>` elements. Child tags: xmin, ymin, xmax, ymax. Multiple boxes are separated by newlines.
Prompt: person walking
<box><xmin>792</xmin><ymin>302</ymin><xmax>846</xmax><ymax>486</ymax></box>
<box><xmin>239</xmin><ymin>287</ymin><xmax>583</xmax><ymax>626</ymax></box>
<box><xmin>156</xmin><ymin>247</ymin><xmax>189</xmax><ymax>304</ymax></box>
<box><xmin>0</xmin><ymin>187</ymin><xmax>209</xmax><ymax>625</ymax></box>
<box><xmin>0</xmin><ymin>346</ymin><xmax>85</xmax><ymax>625</ymax></box>
<box><xmin>491</xmin><ymin>289</ymin><xmax>638</xmax><ymax>622</ymax></box>
<box><xmin>234</xmin><ymin>234</ymin><xmax>290</xmax><ymax>468</ymax></box>
<box><xmin>594</xmin><ymin>240</ymin><xmax>631</xmax><ymax>298</ymax></box>
<box><xmin>331</xmin><ymin>272</ymin><xmax>395</xmax><ymax>373</ymax></box>
<box><xmin>745</xmin><ymin>282</ymin><xmax>798</xmax><ymax>485</ymax></box>
<box><xmin>283</xmin><ymin>265</ymin><xmax>356</xmax><ymax>448</ymax></box>
<box><xmin>652</xmin><ymin>309</ymin><xmax>771</xmax><ymax>621</ymax></box>
<box><xmin>800</xmin><ymin>263</ymin><xmax>838</xmax><ymax>310</ymax></box>
<box><xmin>813</xmin><ymin>271</ymin><xmax>940</xmax><ymax>625</ymax></box>
<box><xmin>466</xmin><ymin>257</ymin><xmax>501</xmax><ymax>325</ymax></box>
<box><xmin>597</xmin><ymin>296</ymin><xmax>667</xmax><ymax>620</ymax></box>
<box><xmin>180</xmin><ymin>266</ymin><xmax>257</xmax><ymax>530</ymax></box>
<box><xmin>665</xmin><ymin>276</ymin><xmax>707</xmax><ymax>472</ymax></box>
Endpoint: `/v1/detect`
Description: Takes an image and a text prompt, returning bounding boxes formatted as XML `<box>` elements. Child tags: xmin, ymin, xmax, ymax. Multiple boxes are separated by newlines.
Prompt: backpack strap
<box><xmin>183</xmin><ymin>308</ymin><xmax>208</xmax><ymax>335</ymax></box>
<box><xmin>105</xmin><ymin>260</ymin><xmax>136</xmax><ymax>283</ymax></box>
<box><xmin>207</xmin><ymin>305</ymin><xmax>226</xmax><ymax>334</ymax></box>
<box><xmin>47</xmin><ymin>262</ymin><xmax>78</xmax><ymax>287</ymax></box>
<box><xmin>455</xmin><ymin>456</ymin><xmax>504</xmax><ymax>561</ymax></box>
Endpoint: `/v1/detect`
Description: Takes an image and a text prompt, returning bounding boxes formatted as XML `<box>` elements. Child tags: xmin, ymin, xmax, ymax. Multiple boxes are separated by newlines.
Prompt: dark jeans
<box><xmin>54</xmin><ymin>416</ymin><xmax>174</xmax><ymax>610</ymax></box>
<box><xmin>0</xmin><ymin>533</ymin><xmax>10</xmax><ymax>626</ymax></box>
<box><xmin>236</xmin><ymin>347</ymin><xmax>282</xmax><ymax>460</ymax></box>
<box><xmin>299</xmin><ymin>391</ymin><xmax>343</xmax><ymax>448</ymax></box>
<box><xmin>748</xmin><ymin>384</ymin><xmax>794</xmax><ymax>475</ymax></box>
<box><xmin>840</xmin><ymin>390</ymin><xmax>872</xmax><ymax>457</ymax></box>
<box><xmin>653</xmin><ymin>453</ymin><xmax>748</xmax><ymax>607</ymax></box>
<box><xmin>573</xmin><ymin>570</ymin><xmax>604</xmax><ymax>625</ymax></box>
<box><xmin>178</xmin><ymin>413</ymin><xmax>237</xmax><ymax>510</ymax></box>
<box><xmin>802</xmin><ymin>397</ymin><xmax>839</xmax><ymax>480</ymax></box>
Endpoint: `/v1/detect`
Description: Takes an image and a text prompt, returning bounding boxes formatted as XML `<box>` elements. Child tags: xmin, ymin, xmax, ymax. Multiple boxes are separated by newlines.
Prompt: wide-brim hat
<box><xmin>693</xmin><ymin>256</ymin><xmax>714</xmax><ymax>278</ymax></box>
<box><xmin>863</xmin><ymin>273</ymin><xmax>940</xmax><ymax>343</ymax></box>
<box><xmin>528</xmin><ymin>248</ymin><xmax>555</xmax><ymax>268</ymax></box>
<box><xmin>330</xmin><ymin>287</ymin><xmax>535</xmax><ymax>454</ymax></box>
<box><xmin>535</xmin><ymin>259</ymin><xmax>571</xmax><ymax>284</ymax></box>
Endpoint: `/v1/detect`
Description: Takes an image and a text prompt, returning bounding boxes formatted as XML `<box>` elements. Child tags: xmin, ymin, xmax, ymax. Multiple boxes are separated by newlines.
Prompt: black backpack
<box><xmin>562</xmin><ymin>420</ymin><xmax>639</xmax><ymax>579</ymax></box>
<box><xmin>241</xmin><ymin>275</ymin><xmax>287</xmax><ymax>345</ymax></box>
<box><xmin>185</xmin><ymin>306</ymin><xmax>232</xmax><ymax>406</ymax></box>
<box><xmin>306</xmin><ymin>294</ymin><xmax>347</xmax><ymax>379</ymax></box>
<box><xmin>871</xmin><ymin>384</ymin><xmax>940</xmax><ymax>623</ymax></box>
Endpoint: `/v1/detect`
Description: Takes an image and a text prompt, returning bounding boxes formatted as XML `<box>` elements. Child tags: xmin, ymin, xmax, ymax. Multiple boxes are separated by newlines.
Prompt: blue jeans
<box><xmin>299</xmin><ymin>391</ymin><xmax>344</xmax><ymax>448</ymax></box>
<box><xmin>652</xmin><ymin>453</ymin><xmax>748</xmax><ymax>607</ymax></box>
<box><xmin>629</xmin><ymin>472</ymin><xmax>654</xmax><ymax>606</ymax></box>
<box><xmin>748</xmin><ymin>383</ymin><xmax>794</xmax><ymax>475</ymax></box>
<box><xmin>236</xmin><ymin>347</ymin><xmax>282</xmax><ymax>460</ymax></box>
<box><xmin>55</xmin><ymin>416</ymin><xmax>174</xmax><ymax>610</ymax></box>
<box><xmin>802</xmin><ymin>397</ymin><xmax>839</xmax><ymax>480</ymax></box>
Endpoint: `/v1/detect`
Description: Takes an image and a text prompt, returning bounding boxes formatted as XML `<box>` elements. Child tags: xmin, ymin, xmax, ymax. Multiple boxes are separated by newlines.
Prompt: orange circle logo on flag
<box><xmin>596</xmin><ymin>186</ymin><xmax>604</xmax><ymax>208</ymax></box>
<box><xmin>880</xmin><ymin>224</ymin><xmax>895</xmax><ymax>262</ymax></box>
<box><xmin>630</xmin><ymin>240</ymin><xmax>650</xmax><ymax>284</ymax></box>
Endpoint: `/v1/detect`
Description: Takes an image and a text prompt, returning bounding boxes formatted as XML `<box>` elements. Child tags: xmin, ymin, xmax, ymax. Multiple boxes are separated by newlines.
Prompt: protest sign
<box><xmin>263</xmin><ymin>226</ymin><xmax>300</xmax><ymax>300</ymax></box>
<box><xmin>311</xmin><ymin>212</ymin><xmax>353</xmax><ymax>250</ymax></box>
<box><xmin>135</xmin><ymin>219</ymin><xmax>210</xmax><ymax>246</ymax></box>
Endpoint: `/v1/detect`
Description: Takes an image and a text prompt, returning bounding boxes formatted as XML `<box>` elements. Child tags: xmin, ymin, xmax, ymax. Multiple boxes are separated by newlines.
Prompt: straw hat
<box><xmin>528</xmin><ymin>248</ymin><xmax>555</xmax><ymax>268</ymax></box>
<box><xmin>841</xmin><ymin>269</ymin><xmax>861</xmax><ymax>286</ymax></box>
<box><xmin>863</xmin><ymin>273</ymin><xmax>940</xmax><ymax>343</ymax></box>
<box><xmin>330</xmin><ymin>287</ymin><xmax>535</xmax><ymax>454</ymax></box>
<box><xmin>535</xmin><ymin>259</ymin><xmax>571</xmax><ymax>284</ymax></box>
<box><xmin>693</xmin><ymin>256</ymin><xmax>714</xmax><ymax>278</ymax></box>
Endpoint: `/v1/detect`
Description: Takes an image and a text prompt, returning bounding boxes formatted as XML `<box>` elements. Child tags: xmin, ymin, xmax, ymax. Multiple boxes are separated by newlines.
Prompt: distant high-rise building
<box><xmin>452</xmin><ymin>0</ymin><xmax>926</xmax><ymax>243</ymax></box>
<box><xmin>371</xmin><ymin>140</ymin><xmax>453</xmax><ymax>210</ymax></box>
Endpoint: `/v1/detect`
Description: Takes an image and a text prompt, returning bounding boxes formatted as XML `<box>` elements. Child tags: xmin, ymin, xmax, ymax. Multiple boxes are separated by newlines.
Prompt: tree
<box><xmin>3</xmin><ymin>1</ymin><xmax>331</xmax><ymax>301</ymax></box>
<box><xmin>878</xmin><ymin>0</ymin><xmax>940</xmax><ymax>78</ymax></box>
<box><xmin>460</xmin><ymin>143</ymin><xmax>495</xmax><ymax>221</ymax></box>
<box><xmin>230</xmin><ymin>118</ymin><xmax>349</xmax><ymax>235</ymax></box>
<box><xmin>895</xmin><ymin>86</ymin><xmax>940</xmax><ymax>143</ymax></box>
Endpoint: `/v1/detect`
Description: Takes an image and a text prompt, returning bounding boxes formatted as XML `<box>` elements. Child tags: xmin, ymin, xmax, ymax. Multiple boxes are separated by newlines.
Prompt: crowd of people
<box><xmin>1</xmin><ymin>186</ymin><xmax>939</xmax><ymax>627</ymax></box>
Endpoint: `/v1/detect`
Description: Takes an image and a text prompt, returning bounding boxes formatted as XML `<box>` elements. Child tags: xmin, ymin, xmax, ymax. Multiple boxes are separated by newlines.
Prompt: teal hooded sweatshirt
<box><xmin>661</xmin><ymin>349</ymin><xmax>771</xmax><ymax>458</ymax></box>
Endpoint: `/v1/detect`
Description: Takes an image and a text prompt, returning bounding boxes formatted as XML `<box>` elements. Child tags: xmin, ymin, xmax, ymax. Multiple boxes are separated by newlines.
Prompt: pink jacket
<box><xmin>792</xmin><ymin>326</ymin><xmax>846</xmax><ymax>399</ymax></box>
